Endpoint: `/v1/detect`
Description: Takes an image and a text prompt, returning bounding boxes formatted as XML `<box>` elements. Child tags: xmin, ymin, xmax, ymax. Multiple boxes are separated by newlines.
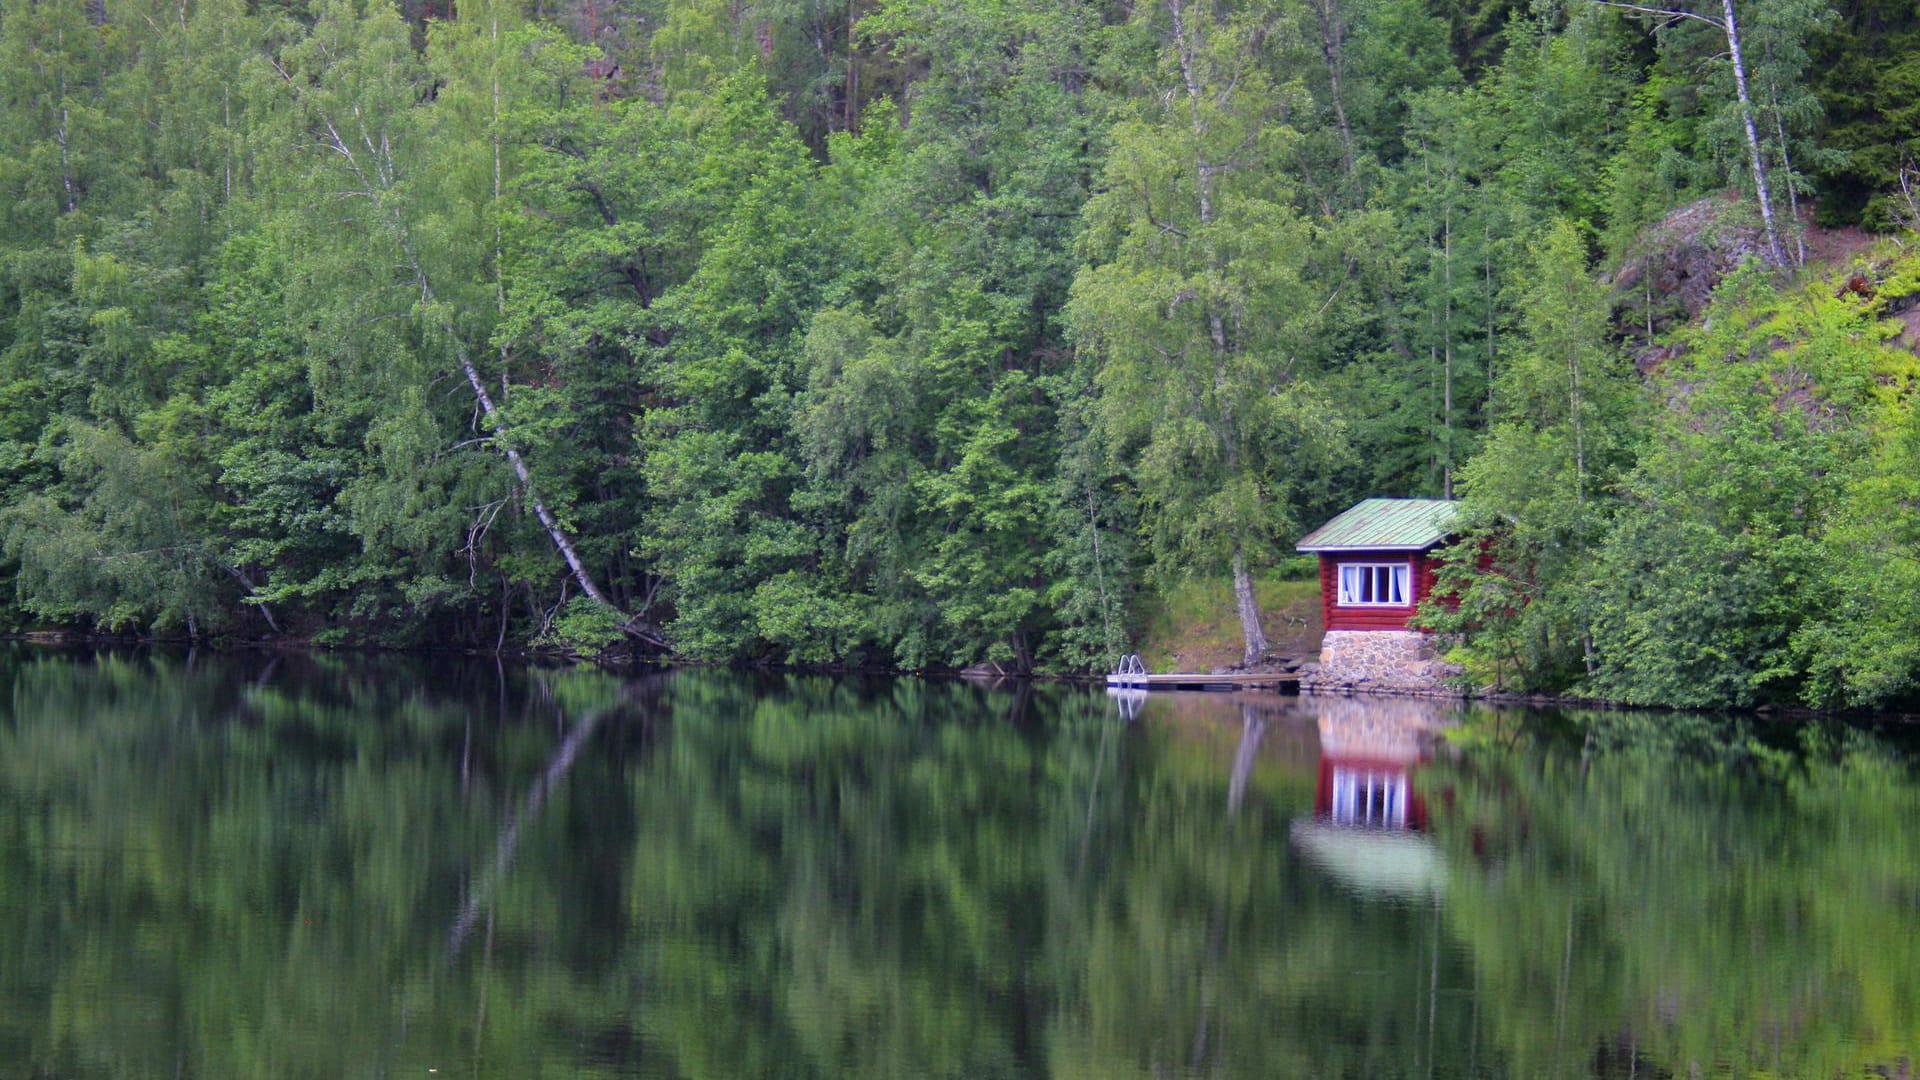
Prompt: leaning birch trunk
<box><xmin>1720</xmin><ymin>0</ymin><xmax>1787</xmax><ymax>266</ymax></box>
<box><xmin>437</xmin><ymin>291</ymin><xmax>665</xmax><ymax>644</ymax></box>
<box><xmin>1232</xmin><ymin>549</ymin><xmax>1270</xmax><ymax>668</ymax></box>
<box><xmin>293</xmin><ymin>92</ymin><xmax>664</xmax><ymax>647</ymax></box>
<box><xmin>446</xmin><ymin>329</ymin><xmax>617</xmax><ymax>610</ymax></box>
<box><xmin>423</xmin><ymin>271</ymin><xmax>664</xmax><ymax>645</ymax></box>
<box><xmin>1588</xmin><ymin>0</ymin><xmax>1785</xmax><ymax>265</ymax></box>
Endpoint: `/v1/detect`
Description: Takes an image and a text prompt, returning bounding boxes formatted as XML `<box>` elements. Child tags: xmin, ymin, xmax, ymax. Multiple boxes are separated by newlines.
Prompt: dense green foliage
<box><xmin>0</xmin><ymin>0</ymin><xmax>1917</xmax><ymax>699</ymax></box>
<box><xmin>1430</xmin><ymin>255</ymin><xmax>1920</xmax><ymax>708</ymax></box>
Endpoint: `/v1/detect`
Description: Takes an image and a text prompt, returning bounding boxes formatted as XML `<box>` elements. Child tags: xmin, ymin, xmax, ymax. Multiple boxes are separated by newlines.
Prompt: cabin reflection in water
<box><xmin>1291</xmin><ymin>696</ymin><xmax>1453</xmax><ymax>901</ymax></box>
<box><xmin>1326</xmin><ymin>761</ymin><xmax>1413</xmax><ymax>828</ymax></box>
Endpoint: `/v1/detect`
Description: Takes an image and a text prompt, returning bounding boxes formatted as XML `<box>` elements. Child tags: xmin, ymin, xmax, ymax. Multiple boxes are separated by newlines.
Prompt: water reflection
<box><xmin>0</xmin><ymin>649</ymin><xmax>1916</xmax><ymax>1077</ymax></box>
<box><xmin>1292</xmin><ymin>697</ymin><xmax>1450</xmax><ymax>902</ymax></box>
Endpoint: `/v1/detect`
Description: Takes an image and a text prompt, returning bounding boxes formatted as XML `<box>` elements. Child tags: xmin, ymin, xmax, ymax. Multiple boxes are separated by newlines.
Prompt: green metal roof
<box><xmin>1295</xmin><ymin>498</ymin><xmax>1459</xmax><ymax>553</ymax></box>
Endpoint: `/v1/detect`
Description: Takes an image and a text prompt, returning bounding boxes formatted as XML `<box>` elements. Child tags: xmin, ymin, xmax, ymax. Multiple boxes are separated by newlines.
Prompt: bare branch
<box><xmin>1588</xmin><ymin>0</ymin><xmax>1725</xmax><ymax>30</ymax></box>
<box><xmin>1140</xmin><ymin>180</ymin><xmax>1189</xmax><ymax>238</ymax></box>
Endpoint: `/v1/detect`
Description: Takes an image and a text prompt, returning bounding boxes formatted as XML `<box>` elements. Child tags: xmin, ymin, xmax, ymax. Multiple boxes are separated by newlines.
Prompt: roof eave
<box><xmin>1297</xmin><ymin>542</ymin><xmax>1448</xmax><ymax>554</ymax></box>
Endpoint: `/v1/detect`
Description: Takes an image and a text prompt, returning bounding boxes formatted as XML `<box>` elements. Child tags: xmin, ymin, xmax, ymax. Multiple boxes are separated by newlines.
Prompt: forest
<box><xmin>2</xmin><ymin>0</ymin><xmax>1919</xmax><ymax>708</ymax></box>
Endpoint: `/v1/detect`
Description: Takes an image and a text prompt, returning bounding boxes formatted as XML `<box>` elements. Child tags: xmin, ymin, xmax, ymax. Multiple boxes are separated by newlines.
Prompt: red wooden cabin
<box><xmin>1296</xmin><ymin>498</ymin><xmax>1459</xmax><ymax>632</ymax></box>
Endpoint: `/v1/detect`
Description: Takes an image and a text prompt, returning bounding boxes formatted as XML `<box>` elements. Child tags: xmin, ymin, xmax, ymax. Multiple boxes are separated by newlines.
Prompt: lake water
<box><xmin>1</xmin><ymin>648</ymin><xmax>1916</xmax><ymax>1078</ymax></box>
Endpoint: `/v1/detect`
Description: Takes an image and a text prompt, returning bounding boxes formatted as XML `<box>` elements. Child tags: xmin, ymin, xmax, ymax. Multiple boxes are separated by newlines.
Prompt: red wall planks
<box><xmin>1319</xmin><ymin>551</ymin><xmax>1438</xmax><ymax>632</ymax></box>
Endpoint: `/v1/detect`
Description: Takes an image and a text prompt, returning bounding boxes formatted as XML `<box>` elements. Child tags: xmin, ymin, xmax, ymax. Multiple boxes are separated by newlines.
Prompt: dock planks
<box><xmin>1105</xmin><ymin>671</ymin><xmax>1301</xmax><ymax>691</ymax></box>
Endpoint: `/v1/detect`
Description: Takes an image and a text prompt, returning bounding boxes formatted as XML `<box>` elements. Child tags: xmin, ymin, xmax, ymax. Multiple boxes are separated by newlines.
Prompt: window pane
<box><xmin>1337</xmin><ymin>562</ymin><xmax>1414</xmax><ymax>606</ymax></box>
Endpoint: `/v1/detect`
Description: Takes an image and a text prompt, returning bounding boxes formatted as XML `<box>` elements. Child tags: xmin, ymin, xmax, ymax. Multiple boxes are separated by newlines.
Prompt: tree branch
<box><xmin>1588</xmin><ymin>0</ymin><xmax>1724</xmax><ymax>30</ymax></box>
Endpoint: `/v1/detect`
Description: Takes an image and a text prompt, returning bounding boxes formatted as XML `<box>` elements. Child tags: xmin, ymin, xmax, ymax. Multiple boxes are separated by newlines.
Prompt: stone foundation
<box><xmin>1303</xmin><ymin>630</ymin><xmax>1461</xmax><ymax>696</ymax></box>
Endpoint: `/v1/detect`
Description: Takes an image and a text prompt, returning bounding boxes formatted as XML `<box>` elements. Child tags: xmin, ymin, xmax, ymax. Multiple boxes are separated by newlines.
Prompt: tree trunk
<box><xmin>1484</xmin><ymin>219</ymin><xmax>1496</xmax><ymax>414</ymax></box>
<box><xmin>1768</xmin><ymin>85</ymin><xmax>1806</xmax><ymax>267</ymax></box>
<box><xmin>1314</xmin><ymin>0</ymin><xmax>1357</xmax><ymax>180</ymax></box>
<box><xmin>1721</xmin><ymin>0</ymin><xmax>1786</xmax><ymax>266</ymax></box>
<box><xmin>1568</xmin><ymin>330</ymin><xmax>1586</xmax><ymax>505</ymax></box>
<box><xmin>1232</xmin><ymin>548</ymin><xmax>1269</xmax><ymax>667</ymax></box>
<box><xmin>448</xmin><ymin>337</ymin><xmax>618</xmax><ymax>611</ymax></box>
<box><xmin>295</xmin><ymin>97</ymin><xmax>666</xmax><ymax>648</ymax></box>
<box><xmin>1442</xmin><ymin>193</ymin><xmax>1454</xmax><ymax>499</ymax></box>
<box><xmin>844</xmin><ymin>0</ymin><xmax>860</xmax><ymax>132</ymax></box>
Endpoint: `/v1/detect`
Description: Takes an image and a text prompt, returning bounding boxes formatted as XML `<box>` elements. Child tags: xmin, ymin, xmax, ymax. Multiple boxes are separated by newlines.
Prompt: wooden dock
<box><xmin>1106</xmin><ymin>671</ymin><xmax>1301</xmax><ymax>691</ymax></box>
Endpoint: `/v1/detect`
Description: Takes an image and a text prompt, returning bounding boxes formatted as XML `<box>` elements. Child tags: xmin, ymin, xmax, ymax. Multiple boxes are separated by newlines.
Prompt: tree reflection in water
<box><xmin>0</xmin><ymin>648</ymin><xmax>1915</xmax><ymax>1077</ymax></box>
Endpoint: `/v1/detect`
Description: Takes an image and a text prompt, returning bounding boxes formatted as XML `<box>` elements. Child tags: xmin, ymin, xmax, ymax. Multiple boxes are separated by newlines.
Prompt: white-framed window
<box><xmin>1336</xmin><ymin>561</ymin><xmax>1411</xmax><ymax>607</ymax></box>
<box><xmin>1331</xmin><ymin>767</ymin><xmax>1409</xmax><ymax>828</ymax></box>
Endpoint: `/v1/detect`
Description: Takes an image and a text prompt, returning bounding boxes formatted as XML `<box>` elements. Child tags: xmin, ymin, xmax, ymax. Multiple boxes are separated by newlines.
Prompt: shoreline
<box><xmin>6</xmin><ymin>630</ymin><xmax>1915</xmax><ymax>720</ymax></box>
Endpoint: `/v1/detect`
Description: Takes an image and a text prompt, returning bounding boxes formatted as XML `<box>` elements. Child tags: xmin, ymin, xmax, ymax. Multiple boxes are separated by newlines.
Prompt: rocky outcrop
<box><xmin>1303</xmin><ymin>630</ymin><xmax>1460</xmax><ymax>696</ymax></box>
<box><xmin>1609</xmin><ymin>195</ymin><xmax>1883</xmax><ymax>374</ymax></box>
<box><xmin>1611</xmin><ymin>195</ymin><xmax>1769</xmax><ymax>344</ymax></box>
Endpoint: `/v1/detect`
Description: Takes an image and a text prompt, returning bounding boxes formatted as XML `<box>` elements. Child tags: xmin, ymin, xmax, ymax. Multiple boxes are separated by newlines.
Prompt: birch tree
<box><xmin>1590</xmin><ymin>0</ymin><xmax>1832</xmax><ymax>265</ymax></box>
<box><xmin>1068</xmin><ymin>0</ymin><xmax>1349</xmax><ymax>668</ymax></box>
<box><xmin>271</xmin><ymin>0</ymin><xmax>663</xmax><ymax>645</ymax></box>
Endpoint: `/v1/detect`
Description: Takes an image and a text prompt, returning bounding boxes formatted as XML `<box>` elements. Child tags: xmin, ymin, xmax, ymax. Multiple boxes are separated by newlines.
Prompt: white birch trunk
<box><xmin>1721</xmin><ymin>0</ymin><xmax>1786</xmax><ymax>265</ymax></box>
<box><xmin>1232</xmin><ymin>549</ymin><xmax>1269</xmax><ymax>668</ymax></box>
<box><xmin>289</xmin><ymin>87</ymin><xmax>665</xmax><ymax>647</ymax></box>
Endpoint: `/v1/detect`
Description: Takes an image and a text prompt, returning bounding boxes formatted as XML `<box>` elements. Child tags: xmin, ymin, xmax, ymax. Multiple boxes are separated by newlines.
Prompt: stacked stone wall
<box><xmin>1304</xmin><ymin>630</ymin><xmax>1461</xmax><ymax>696</ymax></box>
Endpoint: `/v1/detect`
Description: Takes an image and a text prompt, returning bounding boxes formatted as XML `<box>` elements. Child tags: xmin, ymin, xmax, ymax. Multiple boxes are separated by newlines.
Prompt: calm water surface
<box><xmin>2</xmin><ymin>648</ymin><xmax>1917</xmax><ymax>1078</ymax></box>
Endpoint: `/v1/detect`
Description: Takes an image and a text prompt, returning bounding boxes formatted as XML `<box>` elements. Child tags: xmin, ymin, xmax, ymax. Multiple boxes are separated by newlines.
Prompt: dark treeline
<box><xmin>2</xmin><ymin>0</ymin><xmax>1919</xmax><ymax>705</ymax></box>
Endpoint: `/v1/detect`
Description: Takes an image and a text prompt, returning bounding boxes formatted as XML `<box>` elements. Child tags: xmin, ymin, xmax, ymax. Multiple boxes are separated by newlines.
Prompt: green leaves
<box><xmin>0</xmin><ymin>0</ymin><xmax>1910</xmax><ymax>687</ymax></box>
<box><xmin>1440</xmin><ymin>240</ymin><xmax>1920</xmax><ymax>707</ymax></box>
<box><xmin>1</xmin><ymin>420</ymin><xmax>223</xmax><ymax>633</ymax></box>
<box><xmin>1067</xmin><ymin>0</ymin><xmax>1349</xmax><ymax>649</ymax></box>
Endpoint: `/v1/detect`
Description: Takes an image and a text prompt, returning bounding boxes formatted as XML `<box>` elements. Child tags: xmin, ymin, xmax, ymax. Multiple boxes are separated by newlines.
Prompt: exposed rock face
<box><xmin>1611</xmin><ymin>195</ymin><xmax>1767</xmax><ymax>344</ymax></box>
<box><xmin>1610</xmin><ymin>195</ymin><xmax>1884</xmax><ymax>374</ymax></box>
<box><xmin>1304</xmin><ymin>630</ymin><xmax>1460</xmax><ymax>696</ymax></box>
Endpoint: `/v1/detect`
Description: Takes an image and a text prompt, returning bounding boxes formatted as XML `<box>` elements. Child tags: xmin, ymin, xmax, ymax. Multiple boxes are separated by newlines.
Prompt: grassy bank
<box><xmin>1131</xmin><ymin>566</ymin><xmax>1322</xmax><ymax>673</ymax></box>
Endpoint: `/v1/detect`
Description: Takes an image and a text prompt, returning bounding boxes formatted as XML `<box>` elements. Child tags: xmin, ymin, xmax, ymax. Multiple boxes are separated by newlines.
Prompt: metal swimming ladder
<box><xmin>1105</xmin><ymin>653</ymin><xmax>1148</xmax><ymax>688</ymax></box>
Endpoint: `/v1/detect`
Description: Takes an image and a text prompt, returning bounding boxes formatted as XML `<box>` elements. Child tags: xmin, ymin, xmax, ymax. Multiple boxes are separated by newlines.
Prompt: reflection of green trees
<box><xmin>0</xmin><ymin>648</ymin><xmax>634</xmax><ymax>1077</ymax></box>
<box><xmin>1432</xmin><ymin>708</ymin><xmax>1920</xmax><ymax>1077</ymax></box>
<box><xmin>624</xmin><ymin>685</ymin><xmax>1487</xmax><ymax>1079</ymax></box>
<box><xmin>7</xmin><ymin>656</ymin><xmax>1920</xmax><ymax>1077</ymax></box>
<box><xmin>1</xmin><ymin>658</ymin><xmax>1485</xmax><ymax>1077</ymax></box>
